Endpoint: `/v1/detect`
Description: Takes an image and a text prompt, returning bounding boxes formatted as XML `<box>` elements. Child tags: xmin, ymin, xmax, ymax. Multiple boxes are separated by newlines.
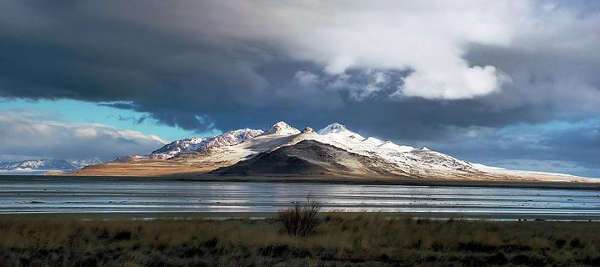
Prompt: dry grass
<box><xmin>1</xmin><ymin>214</ymin><xmax>600</xmax><ymax>266</ymax></box>
<box><xmin>74</xmin><ymin>160</ymin><xmax>219</xmax><ymax>176</ymax></box>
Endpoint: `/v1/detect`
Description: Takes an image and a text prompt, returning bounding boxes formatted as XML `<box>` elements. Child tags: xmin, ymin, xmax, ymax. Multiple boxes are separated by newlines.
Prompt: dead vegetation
<box><xmin>1</xmin><ymin>214</ymin><xmax>600</xmax><ymax>266</ymax></box>
<box><xmin>278</xmin><ymin>197</ymin><xmax>321</xmax><ymax>236</ymax></box>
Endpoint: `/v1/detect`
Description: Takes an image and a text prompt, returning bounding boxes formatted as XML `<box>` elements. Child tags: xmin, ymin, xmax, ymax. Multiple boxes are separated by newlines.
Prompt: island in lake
<box><xmin>71</xmin><ymin>121</ymin><xmax>597</xmax><ymax>187</ymax></box>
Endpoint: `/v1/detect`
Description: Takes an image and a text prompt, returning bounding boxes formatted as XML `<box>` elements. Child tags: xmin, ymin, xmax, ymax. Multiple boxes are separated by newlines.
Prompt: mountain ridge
<box><xmin>212</xmin><ymin>140</ymin><xmax>405</xmax><ymax>177</ymax></box>
<box><xmin>76</xmin><ymin>121</ymin><xmax>597</xmax><ymax>183</ymax></box>
<box><xmin>0</xmin><ymin>159</ymin><xmax>103</xmax><ymax>174</ymax></box>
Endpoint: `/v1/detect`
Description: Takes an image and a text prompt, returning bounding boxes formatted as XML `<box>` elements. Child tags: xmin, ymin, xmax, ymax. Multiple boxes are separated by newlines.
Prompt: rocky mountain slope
<box><xmin>150</xmin><ymin>129</ymin><xmax>264</xmax><ymax>159</ymax></box>
<box><xmin>77</xmin><ymin>121</ymin><xmax>596</xmax><ymax>183</ymax></box>
<box><xmin>213</xmin><ymin>140</ymin><xmax>402</xmax><ymax>177</ymax></box>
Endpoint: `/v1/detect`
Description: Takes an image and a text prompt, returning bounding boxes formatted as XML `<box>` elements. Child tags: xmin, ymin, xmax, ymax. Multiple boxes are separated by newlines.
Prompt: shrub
<box><xmin>278</xmin><ymin>197</ymin><xmax>321</xmax><ymax>236</ymax></box>
<box><xmin>113</xmin><ymin>230</ymin><xmax>132</xmax><ymax>241</ymax></box>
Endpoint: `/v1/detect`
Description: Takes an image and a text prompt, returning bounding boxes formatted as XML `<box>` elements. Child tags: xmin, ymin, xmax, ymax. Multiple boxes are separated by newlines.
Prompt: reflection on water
<box><xmin>1</xmin><ymin>177</ymin><xmax>600</xmax><ymax>217</ymax></box>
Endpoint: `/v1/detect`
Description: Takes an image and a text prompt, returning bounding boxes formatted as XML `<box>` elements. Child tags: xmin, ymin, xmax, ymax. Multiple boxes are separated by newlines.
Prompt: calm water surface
<box><xmin>1</xmin><ymin>176</ymin><xmax>600</xmax><ymax>218</ymax></box>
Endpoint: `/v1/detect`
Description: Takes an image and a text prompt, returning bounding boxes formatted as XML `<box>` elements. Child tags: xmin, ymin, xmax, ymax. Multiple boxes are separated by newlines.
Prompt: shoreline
<box><xmin>5</xmin><ymin>173</ymin><xmax>600</xmax><ymax>190</ymax></box>
<box><xmin>3</xmin><ymin>211</ymin><xmax>600</xmax><ymax>222</ymax></box>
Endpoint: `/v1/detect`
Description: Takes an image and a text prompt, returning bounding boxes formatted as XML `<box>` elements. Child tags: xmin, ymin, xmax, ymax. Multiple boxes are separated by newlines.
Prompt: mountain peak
<box><xmin>267</xmin><ymin>121</ymin><xmax>300</xmax><ymax>135</ymax></box>
<box><xmin>302</xmin><ymin>127</ymin><xmax>315</xmax><ymax>133</ymax></box>
<box><xmin>225</xmin><ymin>128</ymin><xmax>264</xmax><ymax>137</ymax></box>
<box><xmin>318</xmin><ymin>122</ymin><xmax>350</xmax><ymax>135</ymax></box>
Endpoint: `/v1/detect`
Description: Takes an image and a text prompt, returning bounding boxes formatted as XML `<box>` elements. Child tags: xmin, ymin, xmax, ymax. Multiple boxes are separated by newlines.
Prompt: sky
<box><xmin>1</xmin><ymin>0</ymin><xmax>600</xmax><ymax>176</ymax></box>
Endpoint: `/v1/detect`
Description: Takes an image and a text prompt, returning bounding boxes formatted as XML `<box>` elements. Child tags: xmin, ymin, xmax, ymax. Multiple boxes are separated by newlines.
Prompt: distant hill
<box><xmin>0</xmin><ymin>159</ymin><xmax>102</xmax><ymax>175</ymax></box>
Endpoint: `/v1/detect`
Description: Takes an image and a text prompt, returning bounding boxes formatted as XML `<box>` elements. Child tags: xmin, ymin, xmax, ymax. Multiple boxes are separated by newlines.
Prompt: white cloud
<box><xmin>402</xmin><ymin>65</ymin><xmax>506</xmax><ymax>99</ymax></box>
<box><xmin>0</xmin><ymin>111</ymin><xmax>166</xmax><ymax>160</ymax></box>
<box><xmin>94</xmin><ymin>1</ymin><xmax>526</xmax><ymax>100</ymax></box>
<box><xmin>246</xmin><ymin>1</ymin><xmax>525</xmax><ymax>99</ymax></box>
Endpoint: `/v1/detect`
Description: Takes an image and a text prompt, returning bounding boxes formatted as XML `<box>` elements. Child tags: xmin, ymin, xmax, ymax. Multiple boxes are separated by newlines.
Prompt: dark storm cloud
<box><xmin>1</xmin><ymin>1</ymin><xmax>600</xmax><ymax>175</ymax></box>
<box><xmin>0</xmin><ymin>0</ymin><xmax>279</xmax><ymax>132</ymax></box>
<box><xmin>112</xmin><ymin>114</ymin><xmax>149</xmax><ymax>125</ymax></box>
<box><xmin>542</xmin><ymin>123</ymin><xmax>600</xmax><ymax>167</ymax></box>
<box><xmin>0</xmin><ymin>1</ymin><xmax>531</xmax><ymax>134</ymax></box>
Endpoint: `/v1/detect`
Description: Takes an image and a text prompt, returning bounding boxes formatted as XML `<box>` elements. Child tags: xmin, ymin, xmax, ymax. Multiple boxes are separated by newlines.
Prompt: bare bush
<box><xmin>278</xmin><ymin>197</ymin><xmax>321</xmax><ymax>236</ymax></box>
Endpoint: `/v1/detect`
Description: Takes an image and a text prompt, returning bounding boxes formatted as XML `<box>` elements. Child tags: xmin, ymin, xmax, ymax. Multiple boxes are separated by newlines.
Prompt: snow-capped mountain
<box><xmin>306</xmin><ymin>123</ymin><xmax>476</xmax><ymax>176</ymax></box>
<box><xmin>318</xmin><ymin>122</ymin><xmax>355</xmax><ymax>135</ymax></box>
<box><xmin>0</xmin><ymin>159</ymin><xmax>76</xmax><ymax>174</ymax></box>
<box><xmin>0</xmin><ymin>159</ymin><xmax>105</xmax><ymax>175</ymax></box>
<box><xmin>78</xmin><ymin>121</ymin><xmax>595</xmax><ymax>183</ymax></box>
<box><xmin>150</xmin><ymin>128</ymin><xmax>264</xmax><ymax>159</ymax></box>
<box><xmin>150</xmin><ymin>137</ymin><xmax>206</xmax><ymax>159</ymax></box>
<box><xmin>267</xmin><ymin>121</ymin><xmax>301</xmax><ymax>135</ymax></box>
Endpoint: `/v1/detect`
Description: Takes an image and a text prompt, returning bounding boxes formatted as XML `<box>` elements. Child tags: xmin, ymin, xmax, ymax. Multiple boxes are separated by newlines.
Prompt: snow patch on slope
<box><xmin>267</xmin><ymin>121</ymin><xmax>301</xmax><ymax>135</ymax></box>
<box><xmin>151</xmin><ymin>129</ymin><xmax>264</xmax><ymax>159</ymax></box>
<box><xmin>472</xmin><ymin>163</ymin><xmax>580</xmax><ymax>179</ymax></box>
<box><xmin>309</xmin><ymin>123</ymin><xmax>473</xmax><ymax>174</ymax></box>
<box><xmin>150</xmin><ymin>137</ymin><xmax>206</xmax><ymax>159</ymax></box>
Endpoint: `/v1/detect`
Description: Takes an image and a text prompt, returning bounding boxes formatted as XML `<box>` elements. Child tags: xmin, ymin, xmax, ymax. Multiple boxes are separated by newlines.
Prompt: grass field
<box><xmin>1</xmin><ymin>214</ymin><xmax>600</xmax><ymax>266</ymax></box>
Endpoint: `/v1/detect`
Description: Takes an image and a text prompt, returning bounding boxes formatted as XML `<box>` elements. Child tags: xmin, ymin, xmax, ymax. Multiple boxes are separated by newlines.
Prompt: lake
<box><xmin>1</xmin><ymin>176</ymin><xmax>600</xmax><ymax>219</ymax></box>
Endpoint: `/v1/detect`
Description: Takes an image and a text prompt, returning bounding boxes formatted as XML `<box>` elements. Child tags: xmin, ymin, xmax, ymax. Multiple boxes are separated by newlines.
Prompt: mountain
<box><xmin>150</xmin><ymin>137</ymin><xmax>206</xmax><ymax>159</ymax></box>
<box><xmin>76</xmin><ymin>121</ymin><xmax>596</xmax><ymax>183</ymax></box>
<box><xmin>213</xmin><ymin>140</ymin><xmax>401</xmax><ymax>177</ymax></box>
<box><xmin>0</xmin><ymin>159</ymin><xmax>104</xmax><ymax>175</ymax></box>
<box><xmin>0</xmin><ymin>159</ymin><xmax>76</xmax><ymax>174</ymax></box>
<box><xmin>266</xmin><ymin>121</ymin><xmax>301</xmax><ymax>135</ymax></box>
<box><xmin>150</xmin><ymin>129</ymin><xmax>264</xmax><ymax>159</ymax></box>
<box><xmin>69</xmin><ymin>158</ymin><xmax>104</xmax><ymax>169</ymax></box>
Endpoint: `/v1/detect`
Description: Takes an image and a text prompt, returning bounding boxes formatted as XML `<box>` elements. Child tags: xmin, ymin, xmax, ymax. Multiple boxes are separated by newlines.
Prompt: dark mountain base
<box><xmin>212</xmin><ymin>140</ymin><xmax>395</xmax><ymax>177</ymax></box>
